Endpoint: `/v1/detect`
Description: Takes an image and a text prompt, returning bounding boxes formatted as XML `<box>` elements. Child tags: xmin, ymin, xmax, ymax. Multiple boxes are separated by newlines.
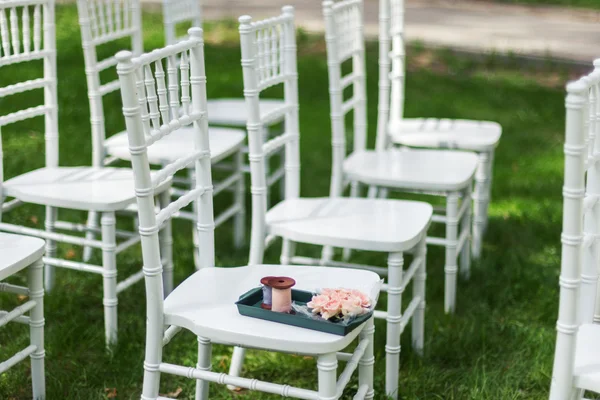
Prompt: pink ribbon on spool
<box><xmin>268</xmin><ymin>277</ymin><xmax>296</xmax><ymax>313</ymax></box>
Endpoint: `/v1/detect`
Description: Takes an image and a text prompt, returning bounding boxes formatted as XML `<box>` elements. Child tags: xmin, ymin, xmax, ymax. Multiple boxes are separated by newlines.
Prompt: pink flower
<box><xmin>350</xmin><ymin>289</ymin><xmax>371</xmax><ymax>308</ymax></box>
<box><xmin>307</xmin><ymin>294</ymin><xmax>330</xmax><ymax>314</ymax></box>
<box><xmin>321</xmin><ymin>299</ymin><xmax>342</xmax><ymax>320</ymax></box>
<box><xmin>341</xmin><ymin>296</ymin><xmax>365</xmax><ymax>317</ymax></box>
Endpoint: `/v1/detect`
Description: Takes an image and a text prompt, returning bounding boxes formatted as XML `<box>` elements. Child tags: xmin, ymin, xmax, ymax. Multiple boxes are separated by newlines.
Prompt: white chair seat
<box><xmin>343</xmin><ymin>148</ymin><xmax>478</xmax><ymax>192</ymax></box>
<box><xmin>207</xmin><ymin>98</ymin><xmax>285</xmax><ymax>127</ymax></box>
<box><xmin>389</xmin><ymin>118</ymin><xmax>502</xmax><ymax>152</ymax></box>
<box><xmin>3</xmin><ymin>167</ymin><xmax>170</xmax><ymax>212</ymax></box>
<box><xmin>105</xmin><ymin>126</ymin><xmax>246</xmax><ymax>164</ymax></box>
<box><xmin>574</xmin><ymin>323</ymin><xmax>600</xmax><ymax>393</ymax></box>
<box><xmin>266</xmin><ymin>197</ymin><xmax>432</xmax><ymax>252</ymax></box>
<box><xmin>164</xmin><ymin>264</ymin><xmax>380</xmax><ymax>354</ymax></box>
<box><xmin>0</xmin><ymin>232</ymin><xmax>45</xmax><ymax>281</ymax></box>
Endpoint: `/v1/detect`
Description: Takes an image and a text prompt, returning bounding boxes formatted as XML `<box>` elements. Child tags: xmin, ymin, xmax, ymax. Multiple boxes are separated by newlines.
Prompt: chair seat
<box><xmin>344</xmin><ymin>148</ymin><xmax>478</xmax><ymax>192</ymax></box>
<box><xmin>3</xmin><ymin>167</ymin><xmax>170</xmax><ymax>212</ymax></box>
<box><xmin>207</xmin><ymin>98</ymin><xmax>285</xmax><ymax>127</ymax></box>
<box><xmin>266</xmin><ymin>197</ymin><xmax>432</xmax><ymax>252</ymax></box>
<box><xmin>0</xmin><ymin>232</ymin><xmax>45</xmax><ymax>281</ymax></box>
<box><xmin>574</xmin><ymin>323</ymin><xmax>600</xmax><ymax>393</ymax></box>
<box><xmin>164</xmin><ymin>264</ymin><xmax>381</xmax><ymax>354</ymax></box>
<box><xmin>389</xmin><ymin>118</ymin><xmax>502</xmax><ymax>152</ymax></box>
<box><xmin>105</xmin><ymin>126</ymin><xmax>246</xmax><ymax>165</ymax></box>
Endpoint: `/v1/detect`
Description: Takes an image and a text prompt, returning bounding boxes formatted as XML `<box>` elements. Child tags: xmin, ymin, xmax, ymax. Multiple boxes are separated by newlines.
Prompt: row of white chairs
<box><xmin>0</xmin><ymin>0</ymin><xmax>504</xmax><ymax>398</ymax></box>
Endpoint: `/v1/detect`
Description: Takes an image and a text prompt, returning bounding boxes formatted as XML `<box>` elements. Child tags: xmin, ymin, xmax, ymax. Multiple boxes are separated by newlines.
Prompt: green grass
<box><xmin>0</xmin><ymin>4</ymin><xmax>577</xmax><ymax>399</ymax></box>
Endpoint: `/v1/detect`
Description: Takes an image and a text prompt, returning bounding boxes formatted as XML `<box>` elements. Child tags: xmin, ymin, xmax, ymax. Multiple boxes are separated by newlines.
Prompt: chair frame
<box><xmin>549</xmin><ymin>65</ymin><xmax>600</xmax><ymax>400</ymax></box>
<box><xmin>321</xmin><ymin>0</ymin><xmax>472</xmax><ymax>314</ymax></box>
<box><xmin>76</xmin><ymin>0</ymin><xmax>245</xmax><ymax>266</ymax></box>
<box><xmin>224</xmin><ymin>7</ymin><xmax>427</xmax><ymax>399</ymax></box>
<box><xmin>382</xmin><ymin>0</ymin><xmax>495</xmax><ymax>259</ymax></box>
<box><xmin>118</xmin><ymin>26</ymin><xmax>375</xmax><ymax>400</ymax></box>
<box><xmin>0</xmin><ymin>0</ymin><xmax>147</xmax><ymax>346</ymax></box>
<box><xmin>161</xmin><ymin>0</ymin><xmax>287</xmax><ymax>206</ymax></box>
<box><xmin>0</xmin><ymin>235</ymin><xmax>45</xmax><ymax>399</ymax></box>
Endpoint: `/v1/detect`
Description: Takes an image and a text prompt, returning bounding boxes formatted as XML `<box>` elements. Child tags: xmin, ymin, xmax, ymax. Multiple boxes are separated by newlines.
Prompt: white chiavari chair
<box><xmin>381</xmin><ymin>0</ymin><xmax>502</xmax><ymax>259</ymax></box>
<box><xmin>0</xmin><ymin>0</ymin><xmax>171</xmax><ymax>346</ymax></box>
<box><xmin>76</xmin><ymin>0</ymin><xmax>246</xmax><ymax>268</ymax></box>
<box><xmin>226</xmin><ymin>7</ymin><xmax>432</xmax><ymax>399</ymax></box>
<box><xmin>0</xmin><ymin>232</ymin><xmax>45</xmax><ymax>399</ymax></box>
<box><xmin>162</xmin><ymin>0</ymin><xmax>287</xmax><ymax>204</ymax></box>
<box><xmin>117</xmin><ymin>27</ymin><xmax>380</xmax><ymax>400</ymax></box>
<box><xmin>322</xmin><ymin>0</ymin><xmax>478</xmax><ymax>315</ymax></box>
<box><xmin>549</xmin><ymin>65</ymin><xmax>600</xmax><ymax>400</ymax></box>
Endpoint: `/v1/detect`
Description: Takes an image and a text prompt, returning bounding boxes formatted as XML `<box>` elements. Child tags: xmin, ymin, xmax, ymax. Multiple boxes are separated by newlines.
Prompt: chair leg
<box><xmin>444</xmin><ymin>192</ymin><xmax>459</xmax><ymax>314</ymax></box>
<box><xmin>141</xmin><ymin>327</ymin><xmax>163</xmax><ymax>400</ymax></box>
<box><xmin>195</xmin><ymin>336</ymin><xmax>212</xmax><ymax>400</ymax></box>
<box><xmin>43</xmin><ymin>206</ymin><xmax>57</xmax><ymax>292</ymax></box>
<box><xmin>233</xmin><ymin>150</ymin><xmax>246</xmax><ymax>249</ymax></box>
<box><xmin>385</xmin><ymin>251</ymin><xmax>403</xmax><ymax>400</ymax></box>
<box><xmin>484</xmin><ymin>150</ymin><xmax>495</xmax><ymax>234</ymax></box>
<box><xmin>460</xmin><ymin>185</ymin><xmax>472</xmax><ymax>279</ymax></box>
<box><xmin>412</xmin><ymin>237</ymin><xmax>427</xmax><ymax>355</ymax></box>
<box><xmin>83</xmin><ymin>211</ymin><xmax>98</xmax><ymax>262</ymax></box>
<box><xmin>358</xmin><ymin>317</ymin><xmax>375</xmax><ymax>399</ymax></box>
<box><xmin>280</xmin><ymin>239</ymin><xmax>296</xmax><ymax>265</ymax></box>
<box><xmin>101</xmin><ymin>212</ymin><xmax>118</xmax><ymax>346</ymax></box>
<box><xmin>28</xmin><ymin>257</ymin><xmax>45</xmax><ymax>400</ymax></box>
<box><xmin>317</xmin><ymin>353</ymin><xmax>337</xmax><ymax>400</ymax></box>
<box><xmin>472</xmin><ymin>151</ymin><xmax>491</xmax><ymax>259</ymax></box>
<box><xmin>342</xmin><ymin>181</ymin><xmax>361</xmax><ymax>261</ymax></box>
<box><xmin>159</xmin><ymin>191</ymin><xmax>174</xmax><ymax>295</ymax></box>
<box><xmin>226</xmin><ymin>346</ymin><xmax>246</xmax><ymax>390</ymax></box>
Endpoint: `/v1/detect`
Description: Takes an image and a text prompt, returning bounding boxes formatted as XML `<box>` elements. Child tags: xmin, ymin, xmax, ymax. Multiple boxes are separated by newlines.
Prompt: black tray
<box><xmin>235</xmin><ymin>287</ymin><xmax>372</xmax><ymax>336</ymax></box>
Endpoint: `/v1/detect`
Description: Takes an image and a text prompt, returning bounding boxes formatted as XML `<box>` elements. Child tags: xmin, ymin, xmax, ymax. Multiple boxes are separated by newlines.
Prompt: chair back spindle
<box><xmin>322</xmin><ymin>0</ymin><xmax>367</xmax><ymax>197</ymax></box>
<box><xmin>163</xmin><ymin>0</ymin><xmax>201</xmax><ymax>45</ymax></box>
<box><xmin>238</xmin><ymin>7</ymin><xmax>299</xmax><ymax>265</ymax></box>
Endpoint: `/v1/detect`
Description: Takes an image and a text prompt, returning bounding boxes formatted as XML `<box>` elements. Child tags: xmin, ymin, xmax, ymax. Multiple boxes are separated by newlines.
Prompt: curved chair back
<box><xmin>76</xmin><ymin>0</ymin><xmax>143</xmax><ymax>166</ymax></box>
<box><xmin>238</xmin><ymin>7</ymin><xmax>300</xmax><ymax>264</ymax></box>
<box><xmin>322</xmin><ymin>0</ymin><xmax>367</xmax><ymax>198</ymax></box>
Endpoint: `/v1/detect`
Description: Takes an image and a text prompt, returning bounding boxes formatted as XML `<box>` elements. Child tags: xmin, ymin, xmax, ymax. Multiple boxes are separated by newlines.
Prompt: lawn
<box><xmin>0</xmin><ymin>4</ymin><xmax>579</xmax><ymax>399</ymax></box>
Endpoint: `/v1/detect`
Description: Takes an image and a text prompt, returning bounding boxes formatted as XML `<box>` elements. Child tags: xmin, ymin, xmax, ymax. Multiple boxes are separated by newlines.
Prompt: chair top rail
<box><xmin>130</xmin><ymin>37</ymin><xmax>202</xmax><ymax>69</ymax></box>
<box><xmin>248</xmin><ymin>13</ymin><xmax>292</xmax><ymax>30</ymax></box>
<box><xmin>1</xmin><ymin>0</ymin><xmax>47</xmax><ymax>8</ymax></box>
<box><xmin>330</xmin><ymin>0</ymin><xmax>362</xmax><ymax>12</ymax></box>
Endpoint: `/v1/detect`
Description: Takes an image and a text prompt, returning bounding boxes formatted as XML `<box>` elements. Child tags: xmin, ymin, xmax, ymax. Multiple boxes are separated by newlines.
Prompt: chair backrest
<box><xmin>322</xmin><ymin>0</ymin><xmax>367</xmax><ymax>198</ymax></box>
<box><xmin>0</xmin><ymin>0</ymin><xmax>58</xmax><ymax>196</ymax></box>
<box><xmin>374</xmin><ymin>0</ymin><xmax>404</xmax><ymax>151</ymax></box>
<box><xmin>76</xmin><ymin>0</ymin><xmax>143</xmax><ymax>166</ymax></box>
<box><xmin>550</xmin><ymin>66</ymin><xmax>600</xmax><ymax>399</ymax></box>
<box><xmin>116</xmin><ymin>28</ymin><xmax>213</xmax><ymax>318</ymax></box>
<box><xmin>163</xmin><ymin>0</ymin><xmax>201</xmax><ymax>46</ymax></box>
<box><xmin>238</xmin><ymin>7</ymin><xmax>300</xmax><ymax>265</ymax></box>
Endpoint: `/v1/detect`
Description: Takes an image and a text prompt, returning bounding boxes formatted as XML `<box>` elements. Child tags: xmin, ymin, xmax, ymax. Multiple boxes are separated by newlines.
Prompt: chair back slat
<box><xmin>550</xmin><ymin>67</ymin><xmax>600</xmax><ymax>399</ymax></box>
<box><xmin>163</xmin><ymin>0</ymin><xmax>201</xmax><ymax>45</ymax></box>
<box><xmin>116</xmin><ymin>29</ymin><xmax>214</xmax><ymax>279</ymax></box>
<box><xmin>77</xmin><ymin>0</ymin><xmax>143</xmax><ymax>166</ymax></box>
<box><xmin>238</xmin><ymin>7</ymin><xmax>300</xmax><ymax>265</ymax></box>
<box><xmin>323</xmin><ymin>0</ymin><xmax>367</xmax><ymax>197</ymax></box>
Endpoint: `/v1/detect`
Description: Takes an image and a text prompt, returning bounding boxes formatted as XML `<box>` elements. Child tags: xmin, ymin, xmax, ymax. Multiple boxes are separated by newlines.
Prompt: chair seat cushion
<box><xmin>105</xmin><ymin>126</ymin><xmax>246</xmax><ymax>165</ymax></box>
<box><xmin>266</xmin><ymin>197</ymin><xmax>432</xmax><ymax>252</ymax></box>
<box><xmin>164</xmin><ymin>264</ymin><xmax>380</xmax><ymax>355</ymax></box>
<box><xmin>4</xmin><ymin>167</ymin><xmax>168</xmax><ymax>211</ymax></box>
<box><xmin>343</xmin><ymin>148</ymin><xmax>478</xmax><ymax>192</ymax></box>
<box><xmin>0</xmin><ymin>232</ymin><xmax>45</xmax><ymax>281</ymax></box>
<box><xmin>389</xmin><ymin>118</ymin><xmax>502</xmax><ymax>152</ymax></box>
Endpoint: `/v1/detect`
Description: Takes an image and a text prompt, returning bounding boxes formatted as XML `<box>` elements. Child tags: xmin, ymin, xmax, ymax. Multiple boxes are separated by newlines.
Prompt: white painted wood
<box><xmin>323</xmin><ymin>0</ymin><xmax>475</xmax><ymax>315</ymax></box>
<box><xmin>231</xmin><ymin>7</ymin><xmax>431</xmax><ymax>398</ymax></box>
<box><xmin>0</xmin><ymin>232</ymin><xmax>46</xmax><ymax>399</ymax></box>
<box><xmin>77</xmin><ymin>0</ymin><xmax>246</xmax><ymax>264</ymax></box>
<box><xmin>549</xmin><ymin>69</ymin><xmax>600</xmax><ymax>399</ymax></box>
<box><xmin>382</xmin><ymin>0</ymin><xmax>501</xmax><ymax>259</ymax></box>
